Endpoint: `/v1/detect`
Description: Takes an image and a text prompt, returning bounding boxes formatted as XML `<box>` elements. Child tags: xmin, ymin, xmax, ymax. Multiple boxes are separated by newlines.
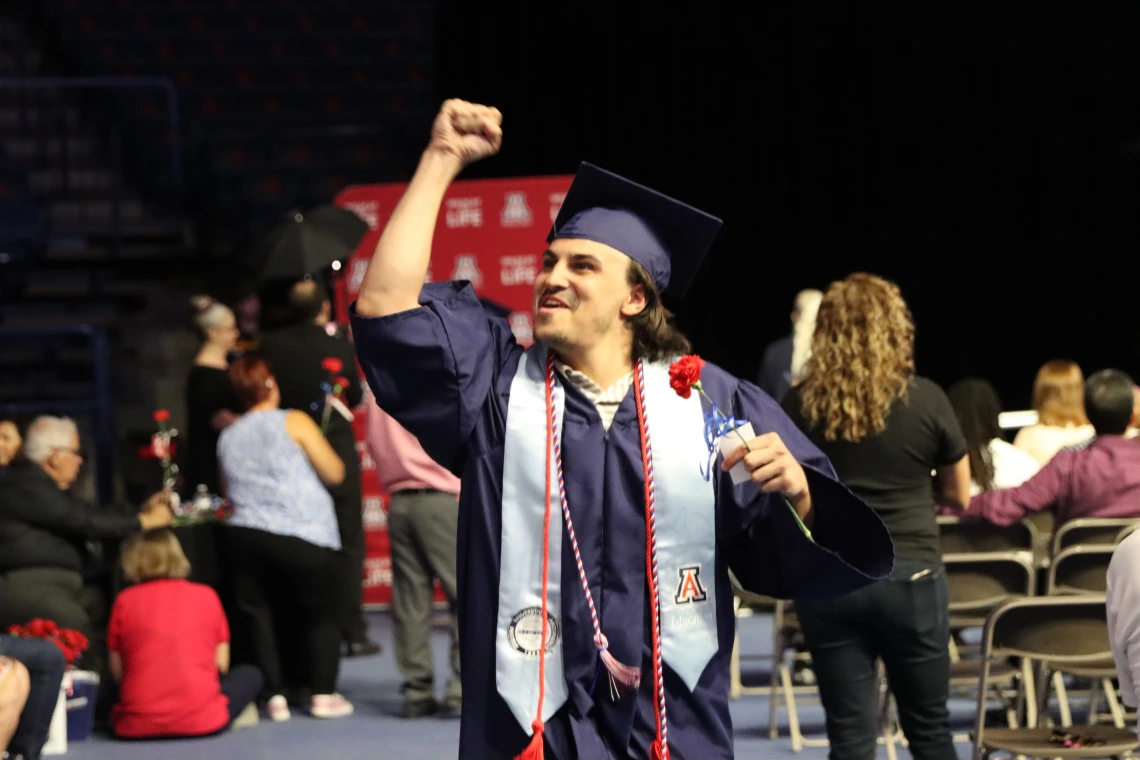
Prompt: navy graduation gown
<box><xmin>351</xmin><ymin>282</ymin><xmax>893</xmax><ymax>760</ymax></box>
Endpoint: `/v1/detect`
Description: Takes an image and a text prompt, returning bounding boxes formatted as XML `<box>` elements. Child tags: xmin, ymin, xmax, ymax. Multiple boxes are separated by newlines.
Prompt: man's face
<box><xmin>532</xmin><ymin>238</ymin><xmax>642</xmax><ymax>354</ymax></box>
<box><xmin>45</xmin><ymin>431</ymin><xmax>84</xmax><ymax>490</ymax></box>
<box><xmin>0</xmin><ymin>421</ymin><xmax>20</xmax><ymax>466</ymax></box>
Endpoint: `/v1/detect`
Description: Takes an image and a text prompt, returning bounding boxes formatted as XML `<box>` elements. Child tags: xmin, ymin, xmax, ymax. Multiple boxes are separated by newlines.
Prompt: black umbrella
<box><xmin>256</xmin><ymin>205</ymin><xmax>370</xmax><ymax>282</ymax></box>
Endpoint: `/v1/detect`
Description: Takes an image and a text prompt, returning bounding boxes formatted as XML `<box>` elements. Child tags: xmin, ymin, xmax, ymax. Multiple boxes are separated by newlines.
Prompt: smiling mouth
<box><xmin>537</xmin><ymin>297</ymin><xmax>569</xmax><ymax>310</ymax></box>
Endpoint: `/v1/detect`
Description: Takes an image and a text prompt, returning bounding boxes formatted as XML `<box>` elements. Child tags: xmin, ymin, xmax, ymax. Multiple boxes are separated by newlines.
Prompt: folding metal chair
<box><xmin>1044</xmin><ymin>545</ymin><xmax>1124</xmax><ymax>729</ymax></box>
<box><xmin>970</xmin><ymin>596</ymin><xmax>1137</xmax><ymax>760</ymax></box>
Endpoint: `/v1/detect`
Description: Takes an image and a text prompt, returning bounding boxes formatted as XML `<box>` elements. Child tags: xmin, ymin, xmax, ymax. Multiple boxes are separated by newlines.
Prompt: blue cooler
<box><xmin>66</xmin><ymin>671</ymin><xmax>100</xmax><ymax>742</ymax></box>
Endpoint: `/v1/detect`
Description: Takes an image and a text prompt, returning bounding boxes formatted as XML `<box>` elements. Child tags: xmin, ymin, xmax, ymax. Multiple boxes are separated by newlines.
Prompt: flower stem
<box><xmin>696</xmin><ymin>386</ymin><xmax>752</xmax><ymax>451</ymax></box>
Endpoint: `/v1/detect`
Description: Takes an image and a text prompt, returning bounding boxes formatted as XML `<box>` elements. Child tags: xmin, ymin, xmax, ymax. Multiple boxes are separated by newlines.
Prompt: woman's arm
<box><xmin>284</xmin><ymin>411</ymin><xmax>345</xmax><ymax>486</ymax></box>
<box><xmin>109</xmin><ymin>651</ymin><xmax>123</xmax><ymax>683</ymax></box>
<box><xmin>214</xmin><ymin>643</ymin><xmax>230</xmax><ymax>675</ymax></box>
<box><xmin>936</xmin><ymin>455</ymin><xmax>971</xmax><ymax>510</ymax></box>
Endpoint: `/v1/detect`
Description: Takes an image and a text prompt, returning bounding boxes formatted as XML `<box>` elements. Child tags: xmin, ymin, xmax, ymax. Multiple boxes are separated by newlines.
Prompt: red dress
<box><xmin>108</xmin><ymin>579</ymin><xmax>231</xmax><ymax>738</ymax></box>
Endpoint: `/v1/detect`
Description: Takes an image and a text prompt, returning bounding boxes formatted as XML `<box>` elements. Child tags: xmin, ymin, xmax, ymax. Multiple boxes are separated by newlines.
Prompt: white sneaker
<box><xmin>267</xmin><ymin>694</ymin><xmax>291</xmax><ymax>722</ymax></box>
<box><xmin>231</xmin><ymin>702</ymin><xmax>260</xmax><ymax>730</ymax></box>
<box><xmin>311</xmin><ymin>693</ymin><xmax>354</xmax><ymax>719</ymax></box>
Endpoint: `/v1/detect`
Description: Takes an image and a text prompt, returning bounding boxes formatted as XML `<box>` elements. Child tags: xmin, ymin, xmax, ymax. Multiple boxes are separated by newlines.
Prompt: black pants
<box><xmin>226</xmin><ymin>526</ymin><xmax>342</xmax><ymax>696</ymax></box>
<box><xmin>330</xmin><ymin>448</ymin><xmax>368</xmax><ymax>645</ymax></box>
<box><xmin>0</xmin><ymin>635</ymin><xmax>65</xmax><ymax>760</ymax></box>
<box><xmin>796</xmin><ymin>558</ymin><xmax>956</xmax><ymax>760</ymax></box>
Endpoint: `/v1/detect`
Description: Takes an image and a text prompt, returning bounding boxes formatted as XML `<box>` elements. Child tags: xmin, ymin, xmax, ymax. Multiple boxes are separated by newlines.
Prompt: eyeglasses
<box><xmin>53</xmin><ymin>446</ymin><xmax>84</xmax><ymax>460</ymax></box>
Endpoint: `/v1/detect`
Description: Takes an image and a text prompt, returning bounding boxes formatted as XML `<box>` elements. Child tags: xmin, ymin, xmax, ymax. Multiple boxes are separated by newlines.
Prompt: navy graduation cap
<box><xmin>547</xmin><ymin>162</ymin><xmax>723</xmax><ymax>298</ymax></box>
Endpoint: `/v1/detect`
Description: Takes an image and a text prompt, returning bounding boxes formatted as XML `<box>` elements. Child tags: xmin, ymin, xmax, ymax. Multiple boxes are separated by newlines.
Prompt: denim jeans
<box><xmin>0</xmin><ymin>635</ymin><xmax>66</xmax><ymax>760</ymax></box>
<box><xmin>796</xmin><ymin>559</ymin><xmax>956</xmax><ymax>760</ymax></box>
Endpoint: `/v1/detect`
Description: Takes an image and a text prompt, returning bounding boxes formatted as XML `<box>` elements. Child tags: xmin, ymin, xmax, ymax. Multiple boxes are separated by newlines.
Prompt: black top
<box><xmin>184</xmin><ymin>365</ymin><xmax>238</xmax><ymax>495</ymax></box>
<box><xmin>756</xmin><ymin>334</ymin><xmax>793</xmax><ymax>403</ymax></box>
<box><xmin>782</xmin><ymin>377</ymin><xmax>967</xmax><ymax>563</ymax></box>
<box><xmin>257</xmin><ymin>323</ymin><xmax>363</xmax><ymax>462</ymax></box>
<box><xmin>0</xmin><ymin>458</ymin><xmax>141</xmax><ymax>573</ymax></box>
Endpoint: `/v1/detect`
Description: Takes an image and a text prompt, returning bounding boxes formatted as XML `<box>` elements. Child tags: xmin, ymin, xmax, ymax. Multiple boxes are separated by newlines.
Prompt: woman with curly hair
<box><xmin>781</xmin><ymin>272</ymin><xmax>970</xmax><ymax>760</ymax></box>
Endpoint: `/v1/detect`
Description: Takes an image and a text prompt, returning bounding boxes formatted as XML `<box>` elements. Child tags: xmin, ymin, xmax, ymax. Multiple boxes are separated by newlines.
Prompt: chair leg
<box><xmin>1087</xmin><ymin>678</ymin><xmax>1102</xmax><ymax>727</ymax></box>
<box><xmin>992</xmin><ymin>683</ymin><xmax>1018</xmax><ymax>728</ymax></box>
<box><xmin>780</xmin><ymin>662</ymin><xmax>803</xmax><ymax>753</ymax></box>
<box><xmin>729</xmin><ymin>630</ymin><xmax>742</xmax><ymax>700</ymax></box>
<box><xmin>1052</xmin><ymin>671</ymin><xmax>1072</xmax><ymax>727</ymax></box>
<box><xmin>1102</xmin><ymin>678</ymin><xmax>1125</xmax><ymax>729</ymax></box>
<box><xmin>1022</xmin><ymin>660</ymin><xmax>1038</xmax><ymax>729</ymax></box>
<box><xmin>768</xmin><ymin>649</ymin><xmax>780</xmax><ymax>740</ymax></box>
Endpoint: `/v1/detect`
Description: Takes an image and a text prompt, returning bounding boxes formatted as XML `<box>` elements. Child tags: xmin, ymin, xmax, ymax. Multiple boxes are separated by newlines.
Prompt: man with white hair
<box><xmin>756</xmin><ymin>289</ymin><xmax>823</xmax><ymax>403</ymax></box>
<box><xmin>0</xmin><ymin>416</ymin><xmax>172</xmax><ymax>661</ymax></box>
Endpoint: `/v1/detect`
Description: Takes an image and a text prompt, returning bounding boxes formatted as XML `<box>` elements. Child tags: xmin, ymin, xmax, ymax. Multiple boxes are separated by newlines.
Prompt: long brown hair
<box><xmin>626</xmin><ymin>259</ymin><xmax>691</xmax><ymax>363</ymax></box>
<box><xmin>1031</xmin><ymin>360</ymin><xmax>1089</xmax><ymax>427</ymax></box>
<box><xmin>797</xmin><ymin>273</ymin><xmax>916</xmax><ymax>442</ymax></box>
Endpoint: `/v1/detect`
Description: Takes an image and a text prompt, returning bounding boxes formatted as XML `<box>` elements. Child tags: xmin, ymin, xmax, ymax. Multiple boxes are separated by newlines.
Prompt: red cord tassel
<box><xmin>514</xmin><ymin>719</ymin><xmax>545</xmax><ymax>760</ymax></box>
<box><xmin>650</xmin><ymin>739</ymin><xmax>666</xmax><ymax>760</ymax></box>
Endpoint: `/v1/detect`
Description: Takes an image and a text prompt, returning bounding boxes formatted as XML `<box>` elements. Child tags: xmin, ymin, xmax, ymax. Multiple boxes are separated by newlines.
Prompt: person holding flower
<box><xmin>258</xmin><ymin>278</ymin><xmax>379</xmax><ymax>658</ymax></box>
<box><xmin>0</xmin><ymin>416</ymin><xmax>173</xmax><ymax>680</ymax></box>
<box><xmin>107</xmin><ymin>529</ymin><xmax>262</xmax><ymax>738</ymax></box>
<box><xmin>348</xmin><ymin>100</ymin><xmax>893</xmax><ymax>760</ymax></box>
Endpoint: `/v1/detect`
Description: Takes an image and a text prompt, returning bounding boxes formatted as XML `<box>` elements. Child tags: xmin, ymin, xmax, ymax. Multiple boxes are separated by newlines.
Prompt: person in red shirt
<box><xmin>107</xmin><ymin>529</ymin><xmax>263</xmax><ymax>739</ymax></box>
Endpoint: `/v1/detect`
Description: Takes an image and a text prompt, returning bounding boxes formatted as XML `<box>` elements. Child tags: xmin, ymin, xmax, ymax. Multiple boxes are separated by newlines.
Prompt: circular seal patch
<box><xmin>507</xmin><ymin>607</ymin><xmax>560</xmax><ymax>657</ymax></box>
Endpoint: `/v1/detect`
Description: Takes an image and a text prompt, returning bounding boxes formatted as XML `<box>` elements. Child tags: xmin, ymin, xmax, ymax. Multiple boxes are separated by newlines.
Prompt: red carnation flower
<box><xmin>668</xmin><ymin>355</ymin><xmax>705</xmax><ymax>400</ymax></box>
<box><xmin>154</xmin><ymin>409</ymin><xmax>171</xmax><ymax>423</ymax></box>
<box><xmin>334</xmin><ymin>376</ymin><xmax>349</xmax><ymax>389</ymax></box>
<box><xmin>321</xmin><ymin>357</ymin><xmax>343</xmax><ymax>374</ymax></box>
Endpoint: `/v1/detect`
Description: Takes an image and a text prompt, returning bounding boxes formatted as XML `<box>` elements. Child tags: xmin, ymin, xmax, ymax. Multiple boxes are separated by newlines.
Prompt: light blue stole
<box><xmin>496</xmin><ymin>345</ymin><xmax>718</xmax><ymax>735</ymax></box>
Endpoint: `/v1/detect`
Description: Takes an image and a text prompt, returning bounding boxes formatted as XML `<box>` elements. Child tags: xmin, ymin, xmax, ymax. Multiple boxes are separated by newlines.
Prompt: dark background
<box><xmin>435</xmin><ymin>2</ymin><xmax>1140</xmax><ymax>410</ymax></box>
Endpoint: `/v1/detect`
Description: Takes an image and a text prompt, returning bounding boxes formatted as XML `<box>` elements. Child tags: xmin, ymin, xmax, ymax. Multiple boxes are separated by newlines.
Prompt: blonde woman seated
<box><xmin>108</xmin><ymin>530</ymin><xmax>262</xmax><ymax>739</ymax></box>
<box><xmin>1013</xmin><ymin>360</ymin><xmax>1095</xmax><ymax>466</ymax></box>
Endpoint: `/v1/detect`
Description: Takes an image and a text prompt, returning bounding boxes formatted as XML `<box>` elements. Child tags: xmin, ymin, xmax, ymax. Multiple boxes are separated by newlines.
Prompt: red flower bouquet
<box><xmin>8</xmin><ymin>619</ymin><xmax>89</xmax><ymax>666</ymax></box>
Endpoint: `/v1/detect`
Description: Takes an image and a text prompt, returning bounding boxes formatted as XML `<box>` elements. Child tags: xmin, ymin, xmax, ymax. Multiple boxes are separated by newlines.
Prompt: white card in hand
<box><xmin>717</xmin><ymin>422</ymin><xmax>755</xmax><ymax>485</ymax></box>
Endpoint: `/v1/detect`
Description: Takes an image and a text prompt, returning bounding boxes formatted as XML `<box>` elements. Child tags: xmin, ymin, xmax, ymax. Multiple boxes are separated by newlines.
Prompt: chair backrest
<box><xmin>1046</xmin><ymin>545</ymin><xmax>1114</xmax><ymax>595</ymax></box>
<box><xmin>943</xmin><ymin>553</ymin><xmax>1035</xmax><ymax>614</ymax></box>
<box><xmin>1116</xmin><ymin>523</ymin><xmax>1140</xmax><ymax>544</ymax></box>
<box><xmin>937</xmin><ymin>516</ymin><xmax>1037</xmax><ymax>557</ymax></box>
<box><xmin>982</xmin><ymin>595</ymin><xmax>1110</xmax><ymax>664</ymax></box>
<box><xmin>1052</xmin><ymin>517</ymin><xmax>1140</xmax><ymax>557</ymax></box>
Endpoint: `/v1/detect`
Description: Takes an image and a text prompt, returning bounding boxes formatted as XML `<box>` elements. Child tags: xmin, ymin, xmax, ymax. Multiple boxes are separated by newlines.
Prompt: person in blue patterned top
<box><xmin>217</xmin><ymin>355</ymin><xmax>354</xmax><ymax>721</ymax></box>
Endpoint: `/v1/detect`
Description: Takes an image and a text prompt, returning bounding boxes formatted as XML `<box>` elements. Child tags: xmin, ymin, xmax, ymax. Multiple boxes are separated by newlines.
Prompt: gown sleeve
<box><xmin>719</xmin><ymin>380</ymin><xmax>895</xmax><ymax>600</ymax></box>
<box><xmin>349</xmin><ymin>281</ymin><xmax>517</xmax><ymax>474</ymax></box>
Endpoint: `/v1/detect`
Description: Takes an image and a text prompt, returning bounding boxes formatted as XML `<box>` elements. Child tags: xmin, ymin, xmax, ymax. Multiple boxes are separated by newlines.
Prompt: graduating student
<box><xmin>350</xmin><ymin>99</ymin><xmax>893</xmax><ymax>760</ymax></box>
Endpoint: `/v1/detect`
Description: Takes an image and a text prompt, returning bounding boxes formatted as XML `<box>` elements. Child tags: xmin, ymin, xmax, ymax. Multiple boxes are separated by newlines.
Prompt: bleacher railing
<box><xmin>0</xmin><ymin>325</ymin><xmax>115</xmax><ymax>506</ymax></box>
<box><xmin>0</xmin><ymin>76</ymin><xmax>183</xmax><ymax>254</ymax></box>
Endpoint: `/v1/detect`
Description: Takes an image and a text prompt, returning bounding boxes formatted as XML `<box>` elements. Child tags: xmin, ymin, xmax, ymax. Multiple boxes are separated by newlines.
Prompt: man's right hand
<box><xmin>426</xmin><ymin>99</ymin><xmax>503</xmax><ymax>168</ymax></box>
<box><xmin>138</xmin><ymin>490</ymin><xmax>174</xmax><ymax>531</ymax></box>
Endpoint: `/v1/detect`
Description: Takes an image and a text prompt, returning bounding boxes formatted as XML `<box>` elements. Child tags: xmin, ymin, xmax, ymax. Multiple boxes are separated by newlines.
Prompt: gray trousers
<box><xmin>388</xmin><ymin>489</ymin><xmax>461</xmax><ymax>705</ymax></box>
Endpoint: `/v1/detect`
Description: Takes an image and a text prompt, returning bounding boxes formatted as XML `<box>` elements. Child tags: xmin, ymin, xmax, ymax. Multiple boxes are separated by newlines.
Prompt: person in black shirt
<box><xmin>258</xmin><ymin>278</ymin><xmax>381</xmax><ymax>658</ymax></box>
<box><xmin>781</xmin><ymin>273</ymin><xmax>970</xmax><ymax>760</ymax></box>
<box><xmin>184</xmin><ymin>295</ymin><xmax>242</xmax><ymax>496</ymax></box>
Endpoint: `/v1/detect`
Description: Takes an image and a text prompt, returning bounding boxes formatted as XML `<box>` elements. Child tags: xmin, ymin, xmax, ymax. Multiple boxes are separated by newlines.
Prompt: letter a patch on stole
<box><xmin>674</xmin><ymin>564</ymin><xmax>708</xmax><ymax>604</ymax></box>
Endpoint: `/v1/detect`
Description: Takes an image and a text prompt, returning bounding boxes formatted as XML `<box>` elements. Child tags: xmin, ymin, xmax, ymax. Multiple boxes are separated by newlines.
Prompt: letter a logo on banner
<box><xmin>675</xmin><ymin>564</ymin><xmax>708</xmax><ymax>604</ymax></box>
<box><xmin>501</xmin><ymin>192</ymin><xmax>533</xmax><ymax>228</ymax></box>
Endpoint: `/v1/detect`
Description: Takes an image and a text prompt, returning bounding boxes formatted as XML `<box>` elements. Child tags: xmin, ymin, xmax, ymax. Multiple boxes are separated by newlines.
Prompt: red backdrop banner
<box><xmin>333</xmin><ymin>174</ymin><xmax>573</xmax><ymax>607</ymax></box>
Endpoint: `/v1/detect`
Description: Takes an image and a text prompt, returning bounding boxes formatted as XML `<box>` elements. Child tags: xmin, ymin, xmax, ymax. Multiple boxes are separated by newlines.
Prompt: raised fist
<box><xmin>427</xmin><ymin>99</ymin><xmax>503</xmax><ymax>167</ymax></box>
